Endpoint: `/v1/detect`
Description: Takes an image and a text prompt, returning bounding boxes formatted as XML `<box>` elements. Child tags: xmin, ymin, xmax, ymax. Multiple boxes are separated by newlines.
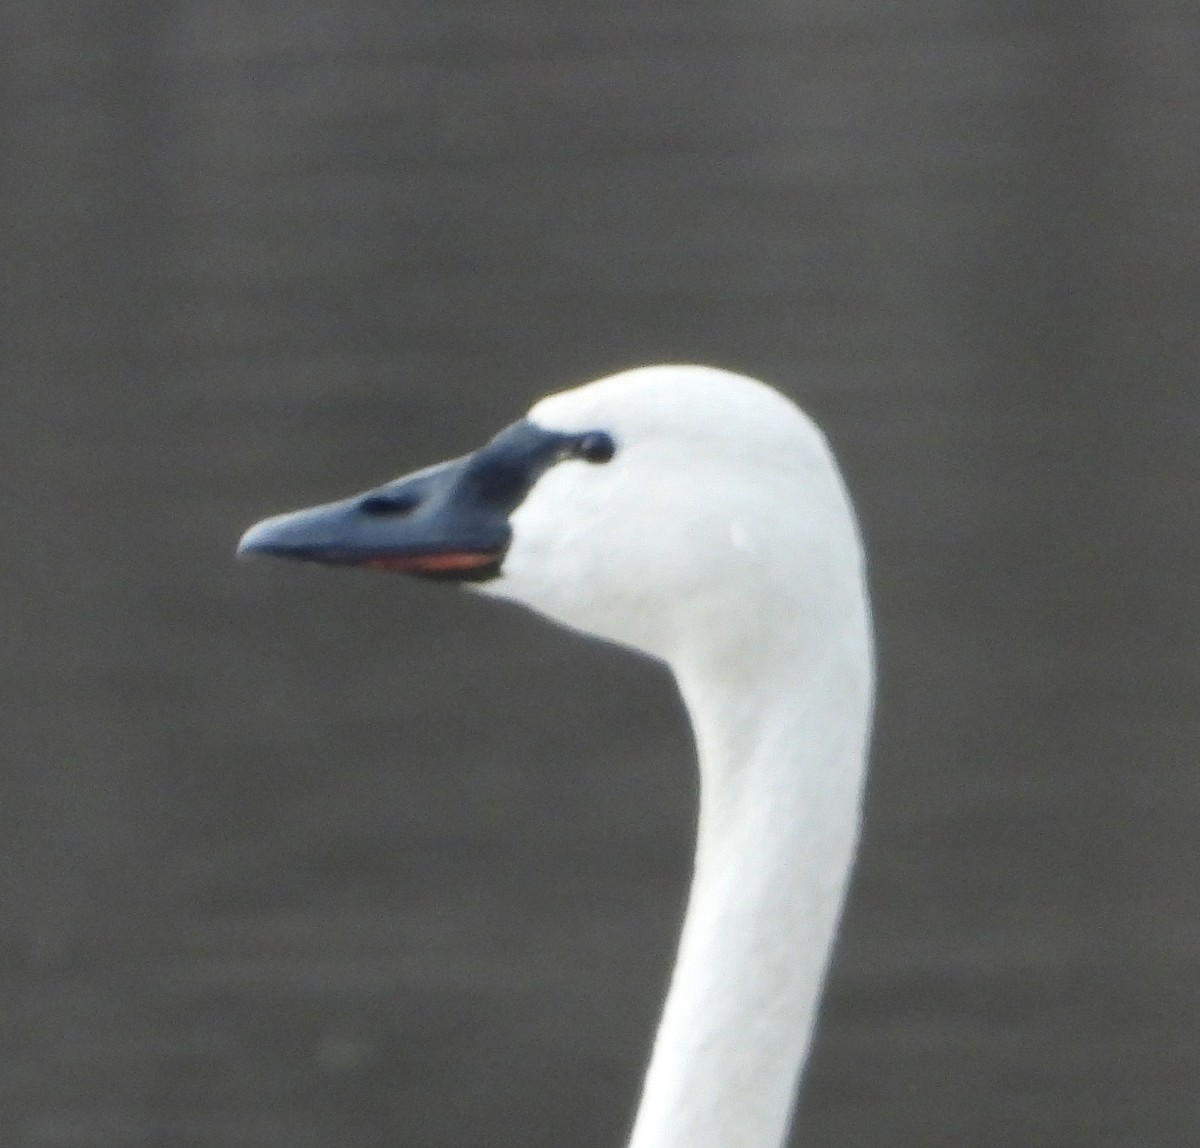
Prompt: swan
<box><xmin>237</xmin><ymin>364</ymin><xmax>874</xmax><ymax>1148</ymax></box>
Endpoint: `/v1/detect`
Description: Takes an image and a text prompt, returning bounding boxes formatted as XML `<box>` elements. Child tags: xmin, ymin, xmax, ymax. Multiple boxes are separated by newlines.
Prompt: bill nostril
<box><xmin>359</xmin><ymin>492</ymin><xmax>420</xmax><ymax>517</ymax></box>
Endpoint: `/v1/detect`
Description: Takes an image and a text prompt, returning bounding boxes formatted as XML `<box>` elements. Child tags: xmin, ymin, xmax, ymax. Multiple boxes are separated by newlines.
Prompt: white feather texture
<box><xmin>479</xmin><ymin>365</ymin><xmax>874</xmax><ymax>1148</ymax></box>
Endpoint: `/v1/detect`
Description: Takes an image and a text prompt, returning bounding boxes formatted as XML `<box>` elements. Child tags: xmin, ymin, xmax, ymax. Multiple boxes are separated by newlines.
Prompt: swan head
<box><xmin>238</xmin><ymin>365</ymin><xmax>866</xmax><ymax>666</ymax></box>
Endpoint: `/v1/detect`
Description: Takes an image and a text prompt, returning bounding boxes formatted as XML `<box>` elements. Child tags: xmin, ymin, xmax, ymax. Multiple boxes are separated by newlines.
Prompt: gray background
<box><xmin>3</xmin><ymin>2</ymin><xmax>1199</xmax><ymax>1145</ymax></box>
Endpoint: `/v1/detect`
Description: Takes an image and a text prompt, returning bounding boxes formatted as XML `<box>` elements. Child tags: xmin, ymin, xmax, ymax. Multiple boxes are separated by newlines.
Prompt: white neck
<box><xmin>626</xmin><ymin>623</ymin><xmax>873</xmax><ymax>1148</ymax></box>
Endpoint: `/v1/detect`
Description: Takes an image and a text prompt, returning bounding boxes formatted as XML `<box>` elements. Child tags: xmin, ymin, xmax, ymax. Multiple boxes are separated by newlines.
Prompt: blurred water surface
<box><xmin>3</xmin><ymin>2</ymin><xmax>1199</xmax><ymax>1145</ymax></box>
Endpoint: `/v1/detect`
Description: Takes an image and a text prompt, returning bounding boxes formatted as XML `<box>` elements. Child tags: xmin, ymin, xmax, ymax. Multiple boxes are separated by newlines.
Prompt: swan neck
<box><xmin>626</xmin><ymin>636</ymin><xmax>871</xmax><ymax>1148</ymax></box>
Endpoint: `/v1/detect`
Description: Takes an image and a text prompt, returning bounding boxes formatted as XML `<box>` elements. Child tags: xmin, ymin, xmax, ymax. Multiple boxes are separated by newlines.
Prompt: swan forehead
<box><xmin>528</xmin><ymin>364</ymin><xmax>820</xmax><ymax>458</ymax></box>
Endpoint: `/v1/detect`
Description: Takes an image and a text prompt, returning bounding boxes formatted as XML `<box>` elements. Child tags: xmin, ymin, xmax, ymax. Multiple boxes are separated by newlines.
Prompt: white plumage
<box><xmin>239</xmin><ymin>364</ymin><xmax>875</xmax><ymax>1148</ymax></box>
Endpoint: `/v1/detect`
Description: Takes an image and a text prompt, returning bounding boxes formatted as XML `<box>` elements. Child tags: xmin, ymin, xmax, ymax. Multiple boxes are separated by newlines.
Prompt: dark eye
<box><xmin>573</xmin><ymin>431</ymin><xmax>616</xmax><ymax>464</ymax></box>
